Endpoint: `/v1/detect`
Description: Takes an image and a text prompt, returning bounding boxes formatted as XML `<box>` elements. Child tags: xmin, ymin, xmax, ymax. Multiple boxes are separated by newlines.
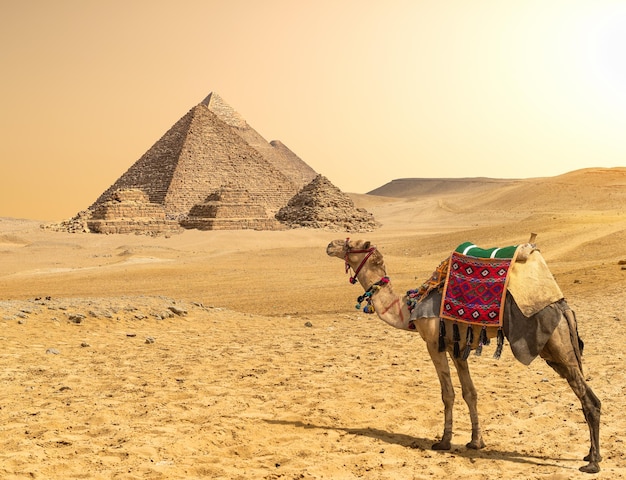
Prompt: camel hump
<box><xmin>508</xmin><ymin>248</ymin><xmax>564</xmax><ymax>317</ymax></box>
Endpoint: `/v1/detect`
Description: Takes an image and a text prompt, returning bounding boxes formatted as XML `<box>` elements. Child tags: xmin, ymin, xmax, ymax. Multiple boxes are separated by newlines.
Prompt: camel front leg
<box><xmin>451</xmin><ymin>355</ymin><xmax>486</xmax><ymax>449</ymax></box>
<box><xmin>425</xmin><ymin>342</ymin><xmax>454</xmax><ymax>450</ymax></box>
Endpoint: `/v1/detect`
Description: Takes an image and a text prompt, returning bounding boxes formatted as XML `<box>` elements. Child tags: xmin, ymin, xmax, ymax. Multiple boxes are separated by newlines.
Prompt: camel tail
<box><xmin>560</xmin><ymin>302</ymin><xmax>585</xmax><ymax>373</ymax></box>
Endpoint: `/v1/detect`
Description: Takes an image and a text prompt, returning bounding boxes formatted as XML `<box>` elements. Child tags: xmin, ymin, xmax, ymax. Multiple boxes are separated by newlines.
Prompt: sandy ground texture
<box><xmin>1</xmin><ymin>168</ymin><xmax>625</xmax><ymax>479</ymax></box>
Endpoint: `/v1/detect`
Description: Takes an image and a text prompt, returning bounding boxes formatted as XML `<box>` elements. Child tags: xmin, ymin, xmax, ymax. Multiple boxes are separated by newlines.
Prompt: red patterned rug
<box><xmin>440</xmin><ymin>251</ymin><xmax>514</xmax><ymax>326</ymax></box>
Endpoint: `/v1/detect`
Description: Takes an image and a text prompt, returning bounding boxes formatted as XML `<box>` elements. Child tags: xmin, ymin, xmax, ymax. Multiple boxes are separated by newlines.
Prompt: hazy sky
<box><xmin>2</xmin><ymin>0</ymin><xmax>625</xmax><ymax>220</ymax></box>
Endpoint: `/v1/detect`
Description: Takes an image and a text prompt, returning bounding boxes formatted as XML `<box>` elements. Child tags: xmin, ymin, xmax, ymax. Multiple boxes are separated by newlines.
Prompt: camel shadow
<box><xmin>264</xmin><ymin>419</ymin><xmax>580</xmax><ymax>470</ymax></box>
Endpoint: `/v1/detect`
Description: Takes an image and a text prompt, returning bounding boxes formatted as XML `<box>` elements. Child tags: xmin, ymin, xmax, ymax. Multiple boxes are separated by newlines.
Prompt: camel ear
<box><xmin>363</xmin><ymin>241</ymin><xmax>370</xmax><ymax>249</ymax></box>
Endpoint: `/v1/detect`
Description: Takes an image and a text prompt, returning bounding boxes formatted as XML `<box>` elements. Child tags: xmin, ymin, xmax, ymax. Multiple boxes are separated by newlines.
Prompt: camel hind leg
<box><xmin>540</xmin><ymin>312</ymin><xmax>601</xmax><ymax>474</ymax></box>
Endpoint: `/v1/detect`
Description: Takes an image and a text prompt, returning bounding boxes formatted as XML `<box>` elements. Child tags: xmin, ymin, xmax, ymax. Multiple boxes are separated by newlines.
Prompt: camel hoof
<box><xmin>579</xmin><ymin>462</ymin><xmax>600</xmax><ymax>474</ymax></box>
<box><xmin>431</xmin><ymin>440</ymin><xmax>451</xmax><ymax>451</ymax></box>
<box><xmin>466</xmin><ymin>439</ymin><xmax>486</xmax><ymax>450</ymax></box>
<box><xmin>583</xmin><ymin>453</ymin><xmax>602</xmax><ymax>462</ymax></box>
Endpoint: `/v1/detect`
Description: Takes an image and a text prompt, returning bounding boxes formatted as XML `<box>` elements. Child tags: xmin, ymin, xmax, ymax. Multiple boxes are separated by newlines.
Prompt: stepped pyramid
<box><xmin>180</xmin><ymin>184</ymin><xmax>281</xmax><ymax>231</ymax></box>
<box><xmin>75</xmin><ymin>92</ymin><xmax>317</xmax><ymax>234</ymax></box>
<box><xmin>276</xmin><ymin>175</ymin><xmax>379</xmax><ymax>232</ymax></box>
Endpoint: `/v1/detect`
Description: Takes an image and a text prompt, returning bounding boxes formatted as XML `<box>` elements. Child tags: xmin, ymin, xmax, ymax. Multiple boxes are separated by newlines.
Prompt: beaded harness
<box><xmin>343</xmin><ymin>238</ymin><xmax>389</xmax><ymax>314</ymax></box>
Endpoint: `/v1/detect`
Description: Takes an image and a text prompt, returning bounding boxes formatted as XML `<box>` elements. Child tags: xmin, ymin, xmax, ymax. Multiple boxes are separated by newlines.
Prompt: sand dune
<box><xmin>0</xmin><ymin>168</ymin><xmax>625</xmax><ymax>478</ymax></box>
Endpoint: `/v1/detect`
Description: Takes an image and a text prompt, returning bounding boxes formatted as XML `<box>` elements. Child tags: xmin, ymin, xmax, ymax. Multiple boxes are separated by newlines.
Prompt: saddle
<box><xmin>408</xmin><ymin>241</ymin><xmax>563</xmax><ymax>319</ymax></box>
<box><xmin>409</xmin><ymin>241</ymin><xmax>565</xmax><ymax>363</ymax></box>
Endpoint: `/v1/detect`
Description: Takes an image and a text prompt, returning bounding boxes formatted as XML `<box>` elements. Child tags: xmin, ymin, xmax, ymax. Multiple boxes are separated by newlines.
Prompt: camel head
<box><xmin>326</xmin><ymin>238</ymin><xmax>386</xmax><ymax>285</ymax></box>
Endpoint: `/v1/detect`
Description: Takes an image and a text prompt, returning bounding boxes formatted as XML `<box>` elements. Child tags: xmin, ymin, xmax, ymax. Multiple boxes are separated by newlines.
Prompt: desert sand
<box><xmin>0</xmin><ymin>168</ymin><xmax>625</xmax><ymax>479</ymax></box>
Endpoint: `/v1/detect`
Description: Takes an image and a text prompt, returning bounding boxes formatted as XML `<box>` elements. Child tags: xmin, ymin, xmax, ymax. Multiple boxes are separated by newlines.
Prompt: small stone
<box><xmin>80</xmin><ymin>342</ymin><xmax>90</xmax><ymax>347</ymax></box>
<box><xmin>168</xmin><ymin>306</ymin><xmax>187</xmax><ymax>316</ymax></box>
<box><xmin>145</xmin><ymin>336</ymin><xmax>155</xmax><ymax>344</ymax></box>
<box><xmin>69</xmin><ymin>313</ymin><xmax>86</xmax><ymax>324</ymax></box>
<box><xmin>46</xmin><ymin>348</ymin><xmax>60</xmax><ymax>355</ymax></box>
<box><xmin>304</xmin><ymin>321</ymin><xmax>313</xmax><ymax>327</ymax></box>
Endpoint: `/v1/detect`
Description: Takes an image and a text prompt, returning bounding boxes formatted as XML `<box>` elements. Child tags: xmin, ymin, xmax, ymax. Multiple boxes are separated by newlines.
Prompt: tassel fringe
<box><xmin>475</xmin><ymin>326</ymin><xmax>489</xmax><ymax>356</ymax></box>
<box><xmin>438</xmin><ymin>319</ymin><xmax>446</xmax><ymax>352</ymax></box>
<box><xmin>493</xmin><ymin>328</ymin><xmax>504</xmax><ymax>360</ymax></box>
<box><xmin>453</xmin><ymin>323</ymin><xmax>460</xmax><ymax>358</ymax></box>
<box><xmin>461</xmin><ymin>326</ymin><xmax>473</xmax><ymax>360</ymax></box>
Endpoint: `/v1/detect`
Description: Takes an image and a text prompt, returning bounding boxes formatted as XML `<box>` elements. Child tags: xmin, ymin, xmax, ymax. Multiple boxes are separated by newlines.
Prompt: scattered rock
<box><xmin>43</xmin><ymin>209</ymin><xmax>91</xmax><ymax>233</ymax></box>
<box><xmin>304</xmin><ymin>321</ymin><xmax>313</xmax><ymax>328</ymax></box>
<box><xmin>80</xmin><ymin>342</ymin><xmax>90</xmax><ymax>348</ymax></box>
<box><xmin>46</xmin><ymin>348</ymin><xmax>60</xmax><ymax>355</ymax></box>
<box><xmin>68</xmin><ymin>314</ymin><xmax>85</xmax><ymax>324</ymax></box>
<box><xmin>168</xmin><ymin>306</ymin><xmax>187</xmax><ymax>316</ymax></box>
<box><xmin>145</xmin><ymin>336</ymin><xmax>155</xmax><ymax>344</ymax></box>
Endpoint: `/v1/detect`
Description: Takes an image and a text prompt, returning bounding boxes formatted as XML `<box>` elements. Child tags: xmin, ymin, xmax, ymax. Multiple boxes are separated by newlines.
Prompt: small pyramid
<box><xmin>276</xmin><ymin>175</ymin><xmax>379</xmax><ymax>232</ymax></box>
<box><xmin>87</xmin><ymin>188</ymin><xmax>182</xmax><ymax>234</ymax></box>
<box><xmin>180</xmin><ymin>185</ymin><xmax>282</xmax><ymax>231</ymax></box>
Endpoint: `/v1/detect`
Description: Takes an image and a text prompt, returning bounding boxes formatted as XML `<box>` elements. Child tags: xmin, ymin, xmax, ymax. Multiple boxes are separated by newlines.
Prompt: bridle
<box><xmin>343</xmin><ymin>237</ymin><xmax>377</xmax><ymax>284</ymax></box>
<box><xmin>342</xmin><ymin>238</ymin><xmax>390</xmax><ymax>315</ymax></box>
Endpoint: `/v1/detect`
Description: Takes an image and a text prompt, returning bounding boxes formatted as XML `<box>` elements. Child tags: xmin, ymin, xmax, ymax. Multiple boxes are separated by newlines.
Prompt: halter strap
<box><xmin>344</xmin><ymin>237</ymin><xmax>377</xmax><ymax>284</ymax></box>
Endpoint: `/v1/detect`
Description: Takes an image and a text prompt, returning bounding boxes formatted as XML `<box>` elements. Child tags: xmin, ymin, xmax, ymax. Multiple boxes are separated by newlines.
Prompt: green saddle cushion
<box><xmin>455</xmin><ymin>241</ymin><xmax>518</xmax><ymax>259</ymax></box>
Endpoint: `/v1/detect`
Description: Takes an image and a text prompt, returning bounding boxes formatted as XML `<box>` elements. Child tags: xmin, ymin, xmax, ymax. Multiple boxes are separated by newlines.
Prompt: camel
<box><xmin>326</xmin><ymin>238</ymin><xmax>601</xmax><ymax>474</ymax></box>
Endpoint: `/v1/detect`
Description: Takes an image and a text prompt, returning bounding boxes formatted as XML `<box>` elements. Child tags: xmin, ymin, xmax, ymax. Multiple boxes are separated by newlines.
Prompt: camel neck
<box><xmin>358</xmin><ymin>276</ymin><xmax>411</xmax><ymax>331</ymax></box>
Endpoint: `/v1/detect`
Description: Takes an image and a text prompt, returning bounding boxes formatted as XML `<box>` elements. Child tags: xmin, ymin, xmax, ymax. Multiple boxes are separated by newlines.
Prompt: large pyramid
<box><xmin>70</xmin><ymin>92</ymin><xmax>318</xmax><ymax>234</ymax></box>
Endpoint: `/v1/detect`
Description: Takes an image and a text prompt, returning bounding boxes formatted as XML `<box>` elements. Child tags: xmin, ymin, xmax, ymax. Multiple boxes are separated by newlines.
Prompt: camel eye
<box><xmin>363</xmin><ymin>241</ymin><xmax>370</xmax><ymax>249</ymax></box>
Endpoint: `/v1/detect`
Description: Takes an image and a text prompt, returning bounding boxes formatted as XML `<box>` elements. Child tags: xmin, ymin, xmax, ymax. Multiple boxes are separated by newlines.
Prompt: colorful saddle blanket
<box><xmin>440</xmin><ymin>243</ymin><xmax>519</xmax><ymax>326</ymax></box>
